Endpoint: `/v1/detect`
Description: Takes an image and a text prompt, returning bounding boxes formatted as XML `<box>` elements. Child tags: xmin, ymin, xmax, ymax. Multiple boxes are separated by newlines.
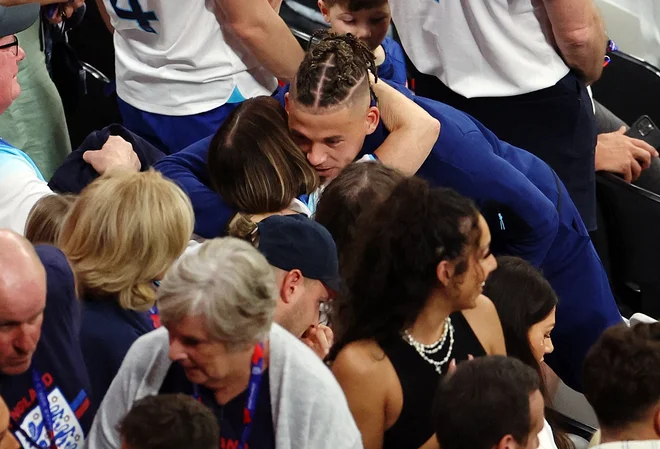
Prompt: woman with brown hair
<box><xmin>483</xmin><ymin>256</ymin><xmax>577</xmax><ymax>449</ymax></box>
<box><xmin>207</xmin><ymin>95</ymin><xmax>321</xmax><ymax>238</ymax></box>
<box><xmin>206</xmin><ymin>88</ymin><xmax>437</xmax><ymax>241</ymax></box>
<box><xmin>59</xmin><ymin>169</ymin><xmax>194</xmax><ymax>404</ymax></box>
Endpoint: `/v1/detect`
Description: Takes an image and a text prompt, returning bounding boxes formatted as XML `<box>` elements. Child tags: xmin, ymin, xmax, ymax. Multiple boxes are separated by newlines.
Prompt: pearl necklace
<box><xmin>402</xmin><ymin>317</ymin><xmax>455</xmax><ymax>375</ymax></box>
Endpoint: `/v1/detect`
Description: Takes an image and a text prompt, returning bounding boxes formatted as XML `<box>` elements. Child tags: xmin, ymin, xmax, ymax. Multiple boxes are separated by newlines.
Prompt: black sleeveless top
<box><xmin>379</xmin><ymin>311</ymin><xmax>486</xmax><ymax>449</ymax></box>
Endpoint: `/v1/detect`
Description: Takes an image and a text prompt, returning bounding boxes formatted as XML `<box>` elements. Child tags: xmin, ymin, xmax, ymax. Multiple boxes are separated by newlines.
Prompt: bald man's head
<box><xmin>0</xmin><ymin>230</ymin><xmax>46</xmax><ymax>375</ymax></box>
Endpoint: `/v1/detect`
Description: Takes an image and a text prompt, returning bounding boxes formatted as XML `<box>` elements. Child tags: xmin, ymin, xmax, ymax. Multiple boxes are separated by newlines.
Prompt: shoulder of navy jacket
<box><xmin>480</xmin><ymin>201</ymin><xmax>531</xmax><ymax>235</ymax></box>
<box><xmin>381</xmin><ymin>79</ymin><xmax>413</xmax><ymax>98</ymax></box>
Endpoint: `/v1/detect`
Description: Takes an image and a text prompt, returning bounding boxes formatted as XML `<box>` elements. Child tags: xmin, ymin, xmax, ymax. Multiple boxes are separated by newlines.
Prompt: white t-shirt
<box><xmin>539</xmin><ymin>419</ymin><xmax>560</xmax><ymax>449</ymax></box>
<box><xmin>103</xmin><ymin>0</ymin><xmax>278</xmax><ymax>116</ymax></box>
<box><xmin>389</xmin><ymin>0</ymin><xmax>570</xmax><ymax>98</ymax></box>
<box><xmin>0</xmin><ymin>142</ymin><xmax>53</xmax><ymax>235</ymax></box>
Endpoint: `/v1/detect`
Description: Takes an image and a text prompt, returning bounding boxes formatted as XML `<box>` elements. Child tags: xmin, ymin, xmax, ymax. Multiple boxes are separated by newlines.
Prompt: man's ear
<box><xmin>278</xmin><ymin>280</ymin><xmax>289</xmax><ymax>305</ymax></box>
<box><xmin>653</xmin><ymin>405</ymin><xmax>660</xmax><ymax>438</ymax></box>
<box><xmin>365</xmin><ymin>105</ymin><xmax>380</xmax><ymax>135</ymax></box>
<box><xmin>497</xmin><ymin>435</ymin><xmax>518</xmax><ymax>449</ymax></box>
<box><xmin>436</xmin><ymin>260</ymin><xmax>455</xmax><ymax>288</ymax></box>
<box><xmin>318</xmin><ymin>0</ymin><xmax>331</xmax><ymax>23</ymax></box>
<box><xmin>284</xmin><ymin>92</ymin><xmax>291</xmax><ymax>114</ymax></box>
<box><xmin>281</xmin><ymin>269</ymin><xmax>304</xmax><ymax>304</ymax></box>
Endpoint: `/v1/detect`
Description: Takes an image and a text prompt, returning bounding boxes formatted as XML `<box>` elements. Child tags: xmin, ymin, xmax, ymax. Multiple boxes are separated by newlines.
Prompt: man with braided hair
<box><xmin>155</xmin><ymin>31</ymin><xmax>440</xmax><ymax>235</ymax></box>
<box><xmin>285</xmin><ymin>32</ymin><xmax>622</xmax><ymax>391</ymax></box>
<box><xmin>155</xmin><ymin>32</ymin><xmax>622</xmax><ymax>391</ymax></box>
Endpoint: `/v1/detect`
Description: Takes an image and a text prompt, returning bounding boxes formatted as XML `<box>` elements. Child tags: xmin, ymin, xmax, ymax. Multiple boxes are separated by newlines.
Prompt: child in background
<box><xmin>317</xmin><ymin>0</ymin><xmax>407</xmax><ymax>85</ymax></box>
<box><xmin>119</xmin><ymin>394</ymin><xmax>219</xmax><ymax>449</ymax></box>
<box><xmin>24</xmin><ymin>194</ymin><xmax>77</xmax><ymax>245</ymax></box>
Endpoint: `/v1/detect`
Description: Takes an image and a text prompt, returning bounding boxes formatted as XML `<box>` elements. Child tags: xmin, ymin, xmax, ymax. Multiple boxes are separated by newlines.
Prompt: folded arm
<box><xmin>372</xmin><ymin>80</ymin><xmax>440</xmax><ymax>176</ymax></box>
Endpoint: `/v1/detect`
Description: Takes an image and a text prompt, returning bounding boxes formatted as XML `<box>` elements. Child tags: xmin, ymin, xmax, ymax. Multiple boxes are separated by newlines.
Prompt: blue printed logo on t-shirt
<box><xmin>109</xmin><ymin>0</ymin><xmax>159</xmax><ymax>33</ymax></box>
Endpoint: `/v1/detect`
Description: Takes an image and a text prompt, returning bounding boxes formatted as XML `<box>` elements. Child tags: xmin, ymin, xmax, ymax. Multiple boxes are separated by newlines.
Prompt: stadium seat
<box><xmin>592</xmin><ymin>51</ymin><xmax>660</xmax><ymax>127</ymax></box>
<box><xmin>595</xmin><ymin>172</ymin><xmax>660</xmax><ymax>318</ymax></box>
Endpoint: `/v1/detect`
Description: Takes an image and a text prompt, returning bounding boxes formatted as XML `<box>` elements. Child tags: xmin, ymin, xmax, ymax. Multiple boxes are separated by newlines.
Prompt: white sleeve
<box><xmin>538</xmin><ymin>420</ymin><xmax>560</xmax><ymax>449</ymax></box>
<box><xmin>0</xmin><ymin>157</ymin><xmax>53</xmax><ymax>235</ymax></box>
<box><xmin>356</xmin><ymin>154</ymin><xmax>378</xmax><ymax>163</ymax></box>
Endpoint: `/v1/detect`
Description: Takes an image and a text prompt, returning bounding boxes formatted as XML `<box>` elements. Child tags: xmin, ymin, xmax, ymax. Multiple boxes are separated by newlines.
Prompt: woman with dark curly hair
<box><xmin>315</xmin><ymin>162</ymin><xmax>404</xmax><ymax>270</ymax></box>
<box><xmin>328</xmin><ymin>176</ymin><xmax>506</xmax><ymax>449</ymax></box>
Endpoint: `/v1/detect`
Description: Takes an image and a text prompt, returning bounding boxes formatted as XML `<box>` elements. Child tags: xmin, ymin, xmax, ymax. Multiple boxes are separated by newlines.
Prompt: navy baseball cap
<box><xmin>0</xmin><ymin>4</ymin><xmax>39</xmax><ymax>38</ymax></box>
<box><xmin>256</xmin><ymin>214</ymin><xmax>341</xmax><ymax>295</ymax></box>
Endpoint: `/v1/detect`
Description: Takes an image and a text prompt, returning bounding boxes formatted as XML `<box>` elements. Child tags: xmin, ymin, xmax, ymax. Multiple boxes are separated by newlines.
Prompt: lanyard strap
<box><xmin>193</xmin><ymin>342</ymin><xmax>265</xmax><ymax>449</ymax></box>
<box><xmin>31</xmin><ymin>368</ymin><xmax>58</xmax><ymax>449</ymax></box>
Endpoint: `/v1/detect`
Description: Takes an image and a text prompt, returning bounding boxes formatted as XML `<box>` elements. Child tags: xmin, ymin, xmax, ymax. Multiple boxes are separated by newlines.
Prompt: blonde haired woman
<box><xmin>58</xmin><ymin>169</ymin><xmax>194</xmax><ymax>404</ymax></box>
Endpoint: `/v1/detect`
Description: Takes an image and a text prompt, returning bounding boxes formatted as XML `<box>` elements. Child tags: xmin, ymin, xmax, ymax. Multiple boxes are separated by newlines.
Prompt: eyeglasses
<box><xmin>0</xmin><ymin>35</ymin><xmax>19</xmax><ymax>57</ymax></box>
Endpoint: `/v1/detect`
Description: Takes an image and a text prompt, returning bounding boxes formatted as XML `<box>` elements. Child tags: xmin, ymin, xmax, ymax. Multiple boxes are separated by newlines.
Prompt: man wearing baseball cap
<box><xmin>0</xmin><ymin>7</ymin><xmax>100</xmax><ymax>449</ymax></box>
<box><xmin>253</xmin><ymin>214</ymin><xmax>340</xmax><ymax>358</ymax></box>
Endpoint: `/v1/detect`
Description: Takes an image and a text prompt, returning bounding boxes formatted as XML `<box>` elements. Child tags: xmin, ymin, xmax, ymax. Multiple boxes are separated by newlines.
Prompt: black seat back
<box><xmin>592</xmin><ymin>51</ymin><xmax>660</xmax><ymax>126</ymax></box>
<box><xmin>596</xmin><ymin>172</ymin><xmax>660</xmax><ymax>318</ymax></box>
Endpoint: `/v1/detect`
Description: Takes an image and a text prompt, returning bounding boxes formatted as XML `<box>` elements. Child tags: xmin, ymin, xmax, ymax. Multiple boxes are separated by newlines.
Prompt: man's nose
<box><xmin>307</xmin><ymin>144</ymin><xmax>328</xmax><ymax>166</ymax></box>
<box><xmin>14</xmin><ymin>323</ymin><xmax>40</xmax><ymax>355</ymax></box>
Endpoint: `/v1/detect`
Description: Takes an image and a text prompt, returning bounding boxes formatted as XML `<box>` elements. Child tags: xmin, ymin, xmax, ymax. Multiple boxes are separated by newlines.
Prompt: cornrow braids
<box><xmin>293</xmin><ymin>30</ymin><xmax>377</xmax><ymax>109</ymax></box>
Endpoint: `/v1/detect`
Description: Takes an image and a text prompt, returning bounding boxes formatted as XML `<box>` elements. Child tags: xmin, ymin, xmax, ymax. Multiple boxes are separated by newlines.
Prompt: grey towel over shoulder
<box><xmin>83</xmin><ymin>324</ymin><xmax>363</xmax><ymax>449</ymax></box>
